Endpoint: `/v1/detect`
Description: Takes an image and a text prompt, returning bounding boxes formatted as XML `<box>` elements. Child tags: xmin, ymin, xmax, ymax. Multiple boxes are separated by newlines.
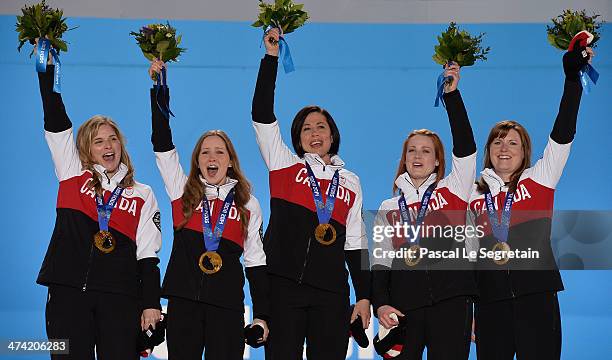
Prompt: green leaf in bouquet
<box><xmin>156</xmin><ymin>40</ymin><xmax>170</xmax><ymax>53</ymax></box>
<box><xmin>546</xmin><ymin>9</ymin><xmax>602</xmax><ymax>50</ymax></box>
<box><xmin>432</xmin><ymin>22</ymin><xmax>489</xmax><ymax>67</ymax></box>
<box><xmin>131</xmin><ymin>21</ymin><xmax>185</xmax><ymax>62</ymax></box>
<box><xmin>162</xmin><ymin>48</ymin><xmax>180</xmax><ymax>62</ymax></box>
<box><xmin>15</xmin><ymin>0</ymin><xmax>75</xmax><ymax>55</ymax></box>
<box><xmin>143</xmin><ymin>52</ymin><xmax>156</xmax><ymax>62</ymax></box>
<box><xmin>252</xmin><ymin>0</ymin><xmax>309</xmax><ymax>34</ymax></box>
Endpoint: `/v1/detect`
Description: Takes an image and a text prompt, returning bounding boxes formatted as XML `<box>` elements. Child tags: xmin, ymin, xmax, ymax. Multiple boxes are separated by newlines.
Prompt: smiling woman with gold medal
<box><xmin>371</xmin><ymin>63</ymin><xmax>478</xmax><ymax>360</ymax></box>
<box><xmin>467</xmin><ymin>36</ymin><xmax>596</xmax><ymax>360</ymax></box>
<box><xmin>251</xmin><ymin>28</ymin><xmax>371</xmax><ymax>360</ymax></box>
<box><xmin>34</xmin><ymin>41</ymin><xmax>162</xmax><ymax>359</ymax></box>
<box><xmin>148</xmin><ymin>60</ymin><xmax>269</xmax><ymax>359</ymax></box>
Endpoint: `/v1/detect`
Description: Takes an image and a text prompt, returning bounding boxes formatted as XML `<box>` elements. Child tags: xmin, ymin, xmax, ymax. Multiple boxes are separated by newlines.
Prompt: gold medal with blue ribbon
<box><xmin>398</xmin><ymin>182</ymin><xmax>437</xmax><ymax>267</ymax></box>
<box><xmin>484</xmin><ymin>191</ymin><xmax>514</xmax><ymax>265</ymax></box>
<box><xmin>94</xmin><ymin>186</ymin><xmax>124</xmax><ymax>254</ymax></box>
<box><xmin>305</xmin><ymin>163</ymin><xmax>339</xmax><ymax>246</ymax></box>
<box><xmin>198</xmin><ymin>189</ymin><xmax>235</xmax><ymax>274</ymax></box>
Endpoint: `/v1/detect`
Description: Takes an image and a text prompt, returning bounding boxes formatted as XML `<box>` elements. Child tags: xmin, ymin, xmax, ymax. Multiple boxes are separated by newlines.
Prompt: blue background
<box><xmin>0</xmin><ymin>16</ymin><xmax>611</xmax><ymax>358</ymax></box>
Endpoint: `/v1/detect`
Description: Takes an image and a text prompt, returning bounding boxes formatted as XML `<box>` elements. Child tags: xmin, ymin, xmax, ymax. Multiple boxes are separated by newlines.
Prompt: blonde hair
<box><xmin>393</xmin><ymin>129</ymin><xmax>445</xmax><ymax>195</ymax></box>
<box><xmin>76</xmin><ymin>115</ymin><xmax>135</xmax><ymax>195</ymax></box>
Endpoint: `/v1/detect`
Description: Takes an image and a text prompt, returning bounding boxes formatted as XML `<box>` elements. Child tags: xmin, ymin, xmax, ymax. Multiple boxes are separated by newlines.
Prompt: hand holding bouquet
<box><xmin>252</xmin><ymin>0</ymin><xmax>309</xmax><ymax>73</ymax></box>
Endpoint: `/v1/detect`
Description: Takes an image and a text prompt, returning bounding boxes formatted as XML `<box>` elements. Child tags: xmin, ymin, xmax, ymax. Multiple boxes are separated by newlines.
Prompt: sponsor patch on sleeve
<box><xmin>153</xmin><ymin>211</ymin><xmax>161</xmax><ymax>232</ymax></box>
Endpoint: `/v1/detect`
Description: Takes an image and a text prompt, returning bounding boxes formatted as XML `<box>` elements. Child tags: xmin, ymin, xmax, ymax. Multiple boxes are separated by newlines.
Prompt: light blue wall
<box><xmin>0</xmin><ymin>16</ymin><xmax>610</xmax><ymax>359</ymax></box>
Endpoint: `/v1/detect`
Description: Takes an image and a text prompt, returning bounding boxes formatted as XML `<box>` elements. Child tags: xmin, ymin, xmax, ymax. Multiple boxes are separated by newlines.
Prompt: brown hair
<box><xmin>393</xmin><ymin>129</ymin><xmax>445</xmax><ymax>195</ymax></box>
<box><xmin>76</xmin><ymin>115</ymin><xmax>135</xmax><ymax>195</ymax></box>
<box><xmin>477</xmin><ymin>120</ymin><xmax>532</xmax><ymax>193</ymax></box>
<box><xmin>178</xmin><ymin>130</ymin><xmax>251</xmax><ymax>237</ymax></box>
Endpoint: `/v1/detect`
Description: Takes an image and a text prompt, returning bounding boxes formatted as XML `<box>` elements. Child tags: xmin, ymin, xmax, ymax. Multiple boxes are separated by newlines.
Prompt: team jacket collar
<box><xmin>303</xmin><ymin>152</ymin><xmax>345</xmax><ymax>170</ymax></box>
<box><xmin>93</xmin><ymin>163</ymin><xmax>128</xmax><ymax>189</ymax></box>
<box><xmin>198</xmin><ymin>175</ymin><xmax>238</xmax><ymax>200</ymax></box>
<box><xmin>480</xmin><ymin>168</ymin><xmax>508</xmax><ymax>196</ymax></box>
<box><xmin>395</xmin><ymin>172</ymin><xmax>438</xmax><ymax>198</ymax></box>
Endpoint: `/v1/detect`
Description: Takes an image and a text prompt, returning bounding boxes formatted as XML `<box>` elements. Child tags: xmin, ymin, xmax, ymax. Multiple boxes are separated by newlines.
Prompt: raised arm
<box><xmin>39</xmin><ymin>66</ymin><xmax>81</xmax><ymax>183</ymax></box>
<box><xmin>530</xmin><ymin>45</ymin><xmax>591</xmax><ymax>189</ymax></box>
<box><xmin>550</xmin><ymin>46</ymin><xmax>591</xmax><ymax>144</ymax></box>
<box><xmin>149</xmin><ymin>61</ymin><xmax>187</xmax><ymax>201</ymax></box>
<box><xmin>251</xmin><ymin>28</ymin><xmax>298</xmax><ymax>171</ymax></box>
<box><xmin>440</xmin><ymin>63</ymin><xmax>477</xmax><ymax>201</ymax></box>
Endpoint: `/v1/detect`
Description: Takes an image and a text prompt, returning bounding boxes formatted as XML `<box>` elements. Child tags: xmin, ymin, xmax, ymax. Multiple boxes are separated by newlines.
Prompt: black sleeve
<box><xmin>442</xmin><ymin>89</ymin><xmax>476</xmax><ymax>157</ymax></box>
<box><xmin>251</xmin><ymin>55</ymin><xmax>279</xmax><ymax>124</ymax></box>
<box><xmin>138</xmin><ymin>257</ymin><xmax>162</xmax><ymax>310</ymax></box>
<box><xmin>245</xmin><ymin>265</ymin><xmax>270</xmax><ymax>322</ymax></box>
<box><xmin>38</xmin><ymin>65</ymin><xmax>71</xmax><ymax>132</ymax></box>
<box><xmin>550</xmin><ymin>79</ymin><xmax>582</xmax><ymax>144</ymax></box>
<box><xmin>345</xmin><ymin>249</ymin><xmax>372</xmax><ymax>302</ymax></box>
<box><xmin>150</xmin><ymin>88</ymin><xmax>175</xmax><ymax>152</ymax></box>
<box><xmin>371</xmin><ymin>264</ymin><xmax>391</xmax><ymax>316</ymax></box>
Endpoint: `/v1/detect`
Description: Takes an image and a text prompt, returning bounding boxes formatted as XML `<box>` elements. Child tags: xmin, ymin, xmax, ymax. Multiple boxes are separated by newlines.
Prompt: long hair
<box><xmin>76</xmin><ymin>115</ymin><xmax>135</xmax><ymax>195</ymax></box>
<box><xmin>392</xmin><ymin>129</ymin><xmax>445</xmax><ymax>195</ymax></box>
<box><xmin>290</xmin><ymin>105</ymin><xmax>341</xmax><ymax>158</ymax></box>
<box><xmin>477</xmin><ymin>120</ymin><xmax>532</xmax><ymax>194</ymax></box>
<box><xmin>179</xmin><ymin>130</ymin><xmax>251</xmax><ymax>237</ymax></box>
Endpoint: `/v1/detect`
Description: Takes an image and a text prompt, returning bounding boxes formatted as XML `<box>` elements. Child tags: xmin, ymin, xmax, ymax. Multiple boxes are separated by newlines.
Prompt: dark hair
<box><xmin>290</xmin><ymin>105</ymin><xmax>341</xmax><ymax>158</ymax></box>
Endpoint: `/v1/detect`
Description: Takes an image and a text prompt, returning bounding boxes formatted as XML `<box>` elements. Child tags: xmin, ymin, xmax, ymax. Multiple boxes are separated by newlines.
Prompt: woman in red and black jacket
<box><xmin>36</xmin><ymin>46</ymin><xmax>162</xmax><ymax>359</ymax></box>
<box><xmin>251</xmin><ymin>28</ymin><xmax>371</xmax><ymax>359</ymax></box>
<box><xmin>468</xmin><ymin>42</ymin><xmax>594</xmax><ymax>359</ymax></box>
<box><xmin>371</xmin><ymin>63</ymin><xmax>477</xmax><ymax>360</ymax></box>
<box><xmin>148</xmin><ymin>61</ymin><xmax>270</xmax><ymax>359</ymax></box>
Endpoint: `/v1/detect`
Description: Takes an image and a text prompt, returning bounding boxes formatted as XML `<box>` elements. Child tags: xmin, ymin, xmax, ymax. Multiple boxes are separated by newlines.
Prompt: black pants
<box><xmin>475</xmin><ymin>291</ymin><xmax>561</xmax><ymax>360</ymax></box>
<box><xmin>267</xmin><ymin>275</ymin><xmax>350</xmax><ymax>360</ymax></box>
<box><xmin>45</xmin><ymin>285</ymin><xmax>139</xmax><ymax>360</ymax></box>
<box><xmin>395</xmin><ymin>295</ymin><xmax>473</xmax><ymax>360</ymax></box>
<box><xmin>166</xmin><ymin>296</ymin><xmax>245</xmax><ymax>360</ymax></box>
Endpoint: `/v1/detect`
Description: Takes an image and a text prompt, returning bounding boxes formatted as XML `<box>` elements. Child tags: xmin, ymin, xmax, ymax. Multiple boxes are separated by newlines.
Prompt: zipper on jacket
<box><xmin>81</xmin><ymin>243</ymin><xmax>95</xmax><ymax>291</ymax></box>
<box><xmin>426</xmin><ymin>268</ymin><xmax>434</xmax><ymax>305</ymax></box>
<box><xmin>197</xmin><ymin>187</ymin><xmax>220</xmax><ymax>301</ymax></box>
<box><xmin>197</xmin><ymin>273</ymin><xmax>206</xmax><ymax>302</ymax></box>
<box><xmin>298</xmin><ymin>236</ymin><xmax>313</xmax><ymax>284</ymax></box>
<box><xmin>507</xmin><ymin>270</ymin><xmax>515</xmax><ymax>298</ymax></box>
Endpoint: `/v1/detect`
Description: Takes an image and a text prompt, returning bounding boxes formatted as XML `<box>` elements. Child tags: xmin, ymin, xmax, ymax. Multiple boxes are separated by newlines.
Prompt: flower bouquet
<box><xmin>251</xmin><ymin>0</ymin><xmax>309</xmax><ymax>73</ymax></box>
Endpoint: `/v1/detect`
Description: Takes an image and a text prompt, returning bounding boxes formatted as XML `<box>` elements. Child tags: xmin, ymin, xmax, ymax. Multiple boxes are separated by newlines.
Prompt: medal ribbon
<box><xmin>95</xmin><ymin>186</ymin><xmax>124</xmax><ymax>232</ymax></box>
<box><xmin>304</xmin><ymin>162</ymin><xmax>340</xmax><ymax>226</ymax></box>
<box><xmin>434</xmin><ymin>62</ymin><xmax>454</xmax><ymax>108</ymax></box>
<box><xmin>398</xmin><ymin>182</ymin><xmax>437</xmax><ymax>245</ymax></box>
<box><xmin>484</xmin><ymin>191</ymin><xmax>514</xmax><ymax>243</ymax></box>
<box><xmin>155</xmin><ymin>67</ymin><xmax>175</xmax><ymax>119</ymax></box>
<box><xmin>264</xmin><ymin>26</ymin><xmax>295</xmax><ymax>73</ymax></box>
<box><xmin>434</xmin><ymin>72</ymin><xmax>451</xmax><ymax>107</ymax></box>
<box><xmin>579</xmin><ymin>63</ymin><xmax>599</xmax><ymax>94</ymax></box>
<box><xmin>36</xmin><ymin>39</ymin><xmax>62</xmax><ymax>93</ymax></box>
<box><xmin>201</xmin><ymin>188</ymin><xmax>235</xmax><ymax>252</ymax></box>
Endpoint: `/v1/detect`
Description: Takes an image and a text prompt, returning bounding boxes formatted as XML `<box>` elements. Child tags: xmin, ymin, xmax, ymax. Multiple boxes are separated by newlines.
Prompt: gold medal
<box><xmin>198</xmin><ymin>251</ymin><xmax>223</xmax><ymax>274</ymax></box>
<box><xmin>93</xmin><ymin>230</ymin><xmax>115</xmax><ymax>253</ymax></box>
<box><xmin>492</xmin><ymin>242</ymin><xmax>511</xmax><ymax>265</ymax></box>
<box><xmin>314</xmin><ymin>223</ymin><xmax>336</xmax><ymax>245</ymax></box>
<box><xmin>404</xmin><ymin>244</ymin><xmax>422</xmax><ymax>267</ymax></box>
